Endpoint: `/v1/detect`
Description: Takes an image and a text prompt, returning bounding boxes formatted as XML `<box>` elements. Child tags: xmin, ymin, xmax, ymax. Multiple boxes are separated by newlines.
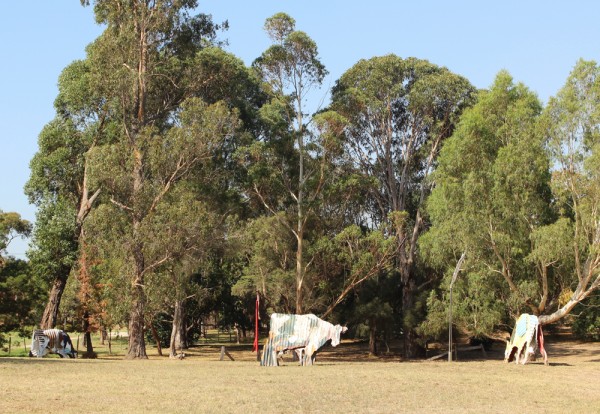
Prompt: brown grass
<box><xmin>1</xmin><ymin>337</ymin><xmax>598</xmax><ymax>413</ymax></box>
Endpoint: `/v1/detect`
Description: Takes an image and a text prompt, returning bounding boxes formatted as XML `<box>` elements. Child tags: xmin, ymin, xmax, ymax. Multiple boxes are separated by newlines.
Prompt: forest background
<box><xmin>1</xmin><ymin>1</ymin><xmax>599</xmax><ymax>359</ymax></box>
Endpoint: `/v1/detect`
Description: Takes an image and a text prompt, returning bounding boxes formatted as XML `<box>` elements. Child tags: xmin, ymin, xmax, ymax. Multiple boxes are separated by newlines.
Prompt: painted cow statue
<box><xmin>261</xmin><ymin>313</ymin><xmax>347</xmax><ymax>366</ymax></box>
<box><xmin>504</xmin><ymin>314</ymin><xmax>548</xmax><ymax>365</ymax></box>
<box><xmin>29</xmin><ymin>329</ymin><xmax>77</xmax><ymax>359</ymax></box>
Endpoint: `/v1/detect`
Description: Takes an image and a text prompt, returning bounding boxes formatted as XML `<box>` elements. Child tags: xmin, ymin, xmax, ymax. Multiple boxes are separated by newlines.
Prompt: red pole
<box><xmin>253</xmin><ymin>292</ymin><xmax>260</xmax><ymax>353</ymax></box>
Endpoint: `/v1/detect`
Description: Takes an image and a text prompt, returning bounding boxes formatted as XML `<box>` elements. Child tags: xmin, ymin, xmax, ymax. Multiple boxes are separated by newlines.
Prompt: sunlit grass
<box><xmin>1</xmin><ymin>338</ymin><xmax>599</xmax><ymax>413</ymax></box>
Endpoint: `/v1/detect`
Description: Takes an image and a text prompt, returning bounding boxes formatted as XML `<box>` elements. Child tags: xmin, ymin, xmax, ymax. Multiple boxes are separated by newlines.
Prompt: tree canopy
<box><xmin>8</xmin><ymin>4</ymin><xmax>599</xmax><ymax>359</ymax></box>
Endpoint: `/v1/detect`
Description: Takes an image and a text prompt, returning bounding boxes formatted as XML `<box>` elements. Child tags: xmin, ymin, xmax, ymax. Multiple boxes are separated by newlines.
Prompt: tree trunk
<box><xmin>127</xmin><ymin>235</ymin><xmax>147</xmax><ymax>360</ymax></box>
<box><xmin>296</xmin><ymin>233</ymin><xmax>304</xmax><ymax>314</ymax></box>
<box><xmin>369</xmin><ymin>321</ymin><xmax>378</xmax><ymax>356</ymax></box>
<box><xmin>401</xmin><ymin>266</ymin><xmax>425</xmax><ymax>358</ymax></box>
<box><xmin>150</xmin><ymin>323</ymin><xmax>163</xmax><ymax>357</ymax></box>
<box><xmin>169</xmin><ymin>299</ymin><xmax>186</xmax><ymax>358</ymax></box>
<box><xmin>82</xmin><ymin>311</ymin><xmax>96</xmax><ymax>358</ymax></box>
<box><xmin>126</xmin><ymin>260</ymin><xmax>148</xmax><ymax>359</ymax></box>
<box><xmin>126</xmin><ymin>132</ymin><xmax>148</xmax><ymax>359</ymax></box>
<box><xmin>40</xmin><ymin>270</ymin><xmax>69</xmax><ymax>329</ymax></box>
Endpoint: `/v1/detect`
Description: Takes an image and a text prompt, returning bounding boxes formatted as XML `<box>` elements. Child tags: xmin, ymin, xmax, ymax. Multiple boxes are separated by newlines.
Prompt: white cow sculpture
<box><xmin>261</xmin><ymin>313</ymin><xmax>347</xmax><ymax>366</ymax></box>
<box><xmin>504</xmin><ymin>314</ymin><xmax>548</xmax><ymax>365</ymax></box>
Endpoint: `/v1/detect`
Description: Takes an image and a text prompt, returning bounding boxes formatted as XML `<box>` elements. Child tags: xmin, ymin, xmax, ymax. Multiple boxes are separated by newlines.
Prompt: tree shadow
<box><xmin>548</xmin><ymin>362</ymin><xmax>572</xmax><ymax>367</ymax></box>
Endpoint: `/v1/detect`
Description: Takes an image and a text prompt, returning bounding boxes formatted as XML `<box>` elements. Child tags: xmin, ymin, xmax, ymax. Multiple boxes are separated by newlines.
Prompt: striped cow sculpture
<box><xmin>29</xmin><ymin>329</ymin><xmax>77</xmax><ymax>359</ymax></box>
<box><xmin>261</xmin><ymin>313</ymin><xmax>347</xmax><ymax>366</ymax></box>
<box><xmin>504</xmin><ymin>314</ymin><xmax>548</xmax><ymax>365</ymax></box>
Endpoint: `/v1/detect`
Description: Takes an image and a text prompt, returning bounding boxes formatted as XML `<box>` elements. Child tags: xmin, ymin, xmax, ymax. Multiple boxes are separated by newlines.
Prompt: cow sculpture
<box><xmin>29</xmin><ymin>329</ymin><xmax>77</xmax><ymax>359</ymax></box>
<box><xmin>504</xmin><ymin>314</ymin><xmax>548</xmax><ymax>365</ymax></box>
<box><xmin>261</xmin><ymin>313</ymin><xmax>347</xmax><ymax>366</ymax></box>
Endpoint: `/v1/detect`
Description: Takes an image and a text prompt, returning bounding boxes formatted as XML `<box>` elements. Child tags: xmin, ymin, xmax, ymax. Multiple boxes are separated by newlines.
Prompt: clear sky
<box><xmin>2</xmin><ymin>1</ymin><xmax>599</xmax><ymax>259</ymax></box>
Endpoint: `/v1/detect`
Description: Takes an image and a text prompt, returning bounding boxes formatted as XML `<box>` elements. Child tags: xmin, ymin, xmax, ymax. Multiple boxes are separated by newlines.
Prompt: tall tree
<box><xmin>80</xmin><ymin>0</ymin><xmax>234</xmax><ymax>358</ymax></box>
<box><xmin>250</xmin><ymin>13</ymin><xmax>328</xmax><ymax>313</ymax></box>
<box><xmin>538</xmin><ymin>59</ymin><xmax>600</xmax><ymax>324</ymax></box>
<box><xmin>421</xmin><ymin>72</ymin><xmax>553</xmax><ymax>338</ymax></box>
<box><xmin>330</xmin><ymin>55</ymin><xmax>475</xmax><ymax>357</ymax></box>
<box><xmin>26</xmin><ymin>85</ymin><xmax>102</xmax><ymax>330</ymax></box>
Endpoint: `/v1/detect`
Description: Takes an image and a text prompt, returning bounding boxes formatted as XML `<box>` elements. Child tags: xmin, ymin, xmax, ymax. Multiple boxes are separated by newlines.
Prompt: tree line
<box><xmin>1</xmin><ymin>1</ymin><xmax>599</xmax><ymax>358</ymax></box>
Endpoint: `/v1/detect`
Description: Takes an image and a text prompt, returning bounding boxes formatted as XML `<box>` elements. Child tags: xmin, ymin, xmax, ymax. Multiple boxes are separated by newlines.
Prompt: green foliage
<box><xmin>255</xmin><ymin>13</ymin><xmax>328</xmax><ymax>95</ymax></box>
<box><xmin>232</xmin><ymin>214</ymin><xmax>296</xmax><ymax>313</ymax></box>
<box><xmin>422</xmin><ymin>71</ymin><xmax>552</xmax><ymax>336</ymax></box>
<box><xmin>23</xmin><ymin>5</ymin><xmax>600</xmax><ymax>353</ymax></box>
<box><xmin>0</xmin><ymin>211</ymin><xmax>31</xmax><ymax>260</ymax></box>
<box><xmin>571</xmin><ymin>295</ymin><xmax>600</xmax><ymax>340</ymax></box>
<box><xmin>27</xmin><ymin>199</ymin><xmax>79</xmax><ymax>286</ymax></box>
<box><xmin>0</xmin><ymin>259</ymin><xmax>46</xmax><ymax>344</ymax></box>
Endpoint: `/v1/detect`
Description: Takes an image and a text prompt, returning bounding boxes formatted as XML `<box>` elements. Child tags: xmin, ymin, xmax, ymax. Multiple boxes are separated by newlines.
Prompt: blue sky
<box><xmin>2</xmin><ymin>1</ymin><xmax>599</xmax><ymax>259</ymax></box>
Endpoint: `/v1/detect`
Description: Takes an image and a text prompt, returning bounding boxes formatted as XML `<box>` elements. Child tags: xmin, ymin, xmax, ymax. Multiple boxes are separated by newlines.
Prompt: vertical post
<box><xmin>448</xmin><ymin>252</ymin><xmax>466</xmax><ymax>363</ymax></box>
<box><xmin>8</xmin><ymin>336</ymin><xmax>11</xmax><ymax>356</ymax></box>
<box><xmin>448</xmin><ymin>286</ymin><xmax>453</xmax><ymax>362</ymax></box>
<box><xmin>252</xmin><ymin>292</ymin><xmax>260</xmax><ymax>359</ymax></box>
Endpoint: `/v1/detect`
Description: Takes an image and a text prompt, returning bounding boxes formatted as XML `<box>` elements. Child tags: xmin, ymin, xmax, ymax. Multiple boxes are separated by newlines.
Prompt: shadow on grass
<box><xmin>548</xmin><ymin>362</ymin><xmax>573</xmax><ymax>367</ymax></box>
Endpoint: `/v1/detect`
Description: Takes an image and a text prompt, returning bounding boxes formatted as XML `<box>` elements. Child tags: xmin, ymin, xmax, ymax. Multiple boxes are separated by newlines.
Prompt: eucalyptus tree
<box><xmin>0</xmin><ymin>211</ymin><xmax>31</xmax><ymax>264</ymax></box>
<box><xmin>26</xmin><ymin>59</ymin><xmax>104</xmax><ymax>329</ymax></box>
<box><xmin>537</xmin><ymin>59</ymin><xmax>600</xmax><ymax>324</ymax></box>
<box><xmin>79</xmin><ymin>0</ymin><xmax>237</xmax><ymax>358</ymax></box>
<box><xmin>248</xmin><ymin>13</ymin><xmax>330</xmax><ymax>313</ymax></box>
<box><xmin>0</xmin><ymin>211</ymin><xmax>39</xmax><ymax>344</ymax></box>
<box><xmin>330</xmin><ymin>55</ymin><xmax>475</xmax><ymax>357</ymax></box>
<box><xmin>422</xmin><ymin>63</ymin><xmax>600</xmax><ymax>338</ymax></box>
<box><xmin>420</xmin><ymin>72</ymin><xmax>554</xmax><ymax>338</ymax></box>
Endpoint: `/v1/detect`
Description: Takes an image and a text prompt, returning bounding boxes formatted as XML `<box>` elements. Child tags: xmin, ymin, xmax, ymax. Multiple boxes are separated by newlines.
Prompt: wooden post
<box><xmin>8</xmin><ymin>336</ymin><xmax>11</xmax><ymax>356</ymax></box>
<box><xmin>24</xmin><ymin>337</ymin><xmax>27</xmax><ymax>353</ymax></box>
<box><xmin>108</xmin><ymin>329</ymin><xmax>112</xmax><ymax>355</ymax></box>
<box><xmin>219</xmin><ymin>346</ymin><xmax>234</xmax><ymax>361</ymax></box>
<box><xmin>448</xmin><ymin>287</ymin><xmax>453</xmax><ymax>362</ymax></box>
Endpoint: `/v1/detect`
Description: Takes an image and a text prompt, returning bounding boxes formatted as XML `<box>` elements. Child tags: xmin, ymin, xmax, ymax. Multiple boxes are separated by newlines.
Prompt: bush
<box><xmin>571</xmin><ymin>296</ymin><xmax>600</xmax><ymax>341</ymax></box>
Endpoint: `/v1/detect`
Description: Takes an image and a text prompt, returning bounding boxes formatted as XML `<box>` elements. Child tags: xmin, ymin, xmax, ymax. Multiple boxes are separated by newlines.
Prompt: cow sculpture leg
<box><xmin>504</xmin><ymin>314</ymin><xmax>549</xmax><ymax>366</ymax></box>
<box><xmin>537</xmin><ymin>325</ymin><xmax>548</xmax><ymax>366</ymax></box>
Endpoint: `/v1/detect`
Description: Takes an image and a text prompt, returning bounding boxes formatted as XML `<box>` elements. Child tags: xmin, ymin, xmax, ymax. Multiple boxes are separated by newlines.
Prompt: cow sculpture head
<box><xmin>331</xmin><ymin>325</ymin><xmax>348</xmax><ymax>347</ymax></box>
<box><xmin>60</xmin><ymin>333</ymin><xmax>78</xmax><ymax>359</ymax></box>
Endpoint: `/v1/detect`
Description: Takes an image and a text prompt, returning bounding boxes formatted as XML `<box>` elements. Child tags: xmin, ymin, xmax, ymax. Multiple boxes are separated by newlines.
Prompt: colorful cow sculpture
<box><xmin>29</xmin><ymin>329</ymin><xmax>77</xmax><ymax>359</ymax></box>
<box><xmin>504</xmin><ymin>314</ymin><xmax>548</xmax><ymax>365</ymax></box>
<box><xmin>261</xmin><ymin>313</ymin><xmax>347</xmax><ymax>366</ymax></box>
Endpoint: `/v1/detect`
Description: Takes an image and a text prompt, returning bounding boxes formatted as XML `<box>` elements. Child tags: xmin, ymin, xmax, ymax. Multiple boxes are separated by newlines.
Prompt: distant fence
<box><xmin>1</xmin><ymin>335</ymin><xmax>29</xmax><ymax>356</ymax></box>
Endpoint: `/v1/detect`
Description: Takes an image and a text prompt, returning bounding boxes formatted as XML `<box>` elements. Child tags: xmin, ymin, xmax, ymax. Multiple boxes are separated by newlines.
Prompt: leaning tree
<box><xmin>420</xmin><ymin>71</ymin><xmax>553</xmax><ymax>338</ymax></box>
<box><xmin>538</xmin><ymin>59</ymin><xmax>600</xmax><ymax>324</ymax></box>
<box><xmin>421</xmin><ymin>64</ymin><xmax>600</xmax><ymax>339</ymax></box>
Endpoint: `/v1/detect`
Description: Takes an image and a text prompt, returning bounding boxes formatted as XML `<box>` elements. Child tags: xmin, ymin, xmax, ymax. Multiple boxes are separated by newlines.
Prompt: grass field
<box><xmin>1</xmin><ymin>336</ymin><xmax>598</xmax><ymax>413</ymax></box>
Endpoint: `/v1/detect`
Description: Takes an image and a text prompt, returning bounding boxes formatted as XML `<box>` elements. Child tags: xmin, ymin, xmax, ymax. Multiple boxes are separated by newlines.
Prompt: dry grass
<box><xmin>1</xmin><ymin>337</ymin><xmax>598</xmax><ymax>413</ymax></box>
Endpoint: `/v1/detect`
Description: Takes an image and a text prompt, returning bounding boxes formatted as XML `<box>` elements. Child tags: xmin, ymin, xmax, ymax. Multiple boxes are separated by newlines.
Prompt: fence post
<box><xmin>8</xmin><ymin>336</ymin><xmax>11</xmax><ymax>356</ymax></box>
<box><xmin>220</xmin><ymin>346</ymin><xmax>234</xmax><ymax>361</ymax></box>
